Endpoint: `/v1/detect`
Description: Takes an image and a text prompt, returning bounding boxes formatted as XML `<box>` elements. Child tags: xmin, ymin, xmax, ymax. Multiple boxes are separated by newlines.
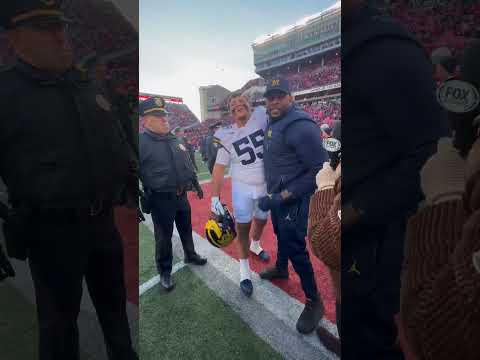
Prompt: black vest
<box><xmin>139</xmin><ymin>132</ymin><xmax>196</xmax><ymax>192</ymax></box>
<box><xmin>263</xmin><ymin>105</ymin><xmax>317</xmax><ymax>194</ymax></box>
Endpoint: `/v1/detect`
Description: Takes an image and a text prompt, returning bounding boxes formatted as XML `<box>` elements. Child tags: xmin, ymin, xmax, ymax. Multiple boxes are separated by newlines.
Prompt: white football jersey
<box><xmin>214</xmin><ymin>106</ymin><xmax>268</xmax><ymax>186</ymax></box>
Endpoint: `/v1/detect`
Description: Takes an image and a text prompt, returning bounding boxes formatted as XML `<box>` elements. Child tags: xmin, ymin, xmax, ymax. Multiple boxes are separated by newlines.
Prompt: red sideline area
<box><xmin>114</xmin><ymin>207</ymin><xmax>139</xmax><ymax>305</ymax></box>
<box><xmin>188</xmin><ymin>179</ymin><xmax>336</xmax><ymax>323</ymax></box>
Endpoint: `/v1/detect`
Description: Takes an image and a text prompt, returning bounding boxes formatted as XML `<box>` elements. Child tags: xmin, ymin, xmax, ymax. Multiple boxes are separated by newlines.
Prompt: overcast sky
<box><xmin>139</xmin><ymin>0</ymin><xmax>336</xmax><ymax>120</ymax></box>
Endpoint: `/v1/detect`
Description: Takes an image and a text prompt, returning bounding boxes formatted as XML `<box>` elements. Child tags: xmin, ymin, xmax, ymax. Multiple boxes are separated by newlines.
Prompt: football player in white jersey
<box><xmin>210</xmin><ymin>94</ymin><xmax>270</xmax><ymax>297</ymax></box>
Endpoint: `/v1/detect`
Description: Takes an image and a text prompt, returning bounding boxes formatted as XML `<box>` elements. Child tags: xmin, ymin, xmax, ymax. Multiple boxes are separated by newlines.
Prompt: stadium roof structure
<box><xmin>253</xmin><ymin>1</ymin><xmax>340</xmax><ymax>46</ymax></box>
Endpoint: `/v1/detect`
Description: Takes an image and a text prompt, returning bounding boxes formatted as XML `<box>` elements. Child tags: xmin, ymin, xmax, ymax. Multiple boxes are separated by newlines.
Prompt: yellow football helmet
<box><xmin>205</xmin><ymin>205</ymin><xmax>236</xmax><ymax>248</ymax></box>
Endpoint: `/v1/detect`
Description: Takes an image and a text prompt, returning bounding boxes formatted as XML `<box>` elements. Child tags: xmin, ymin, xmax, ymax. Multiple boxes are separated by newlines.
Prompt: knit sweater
<box><xmin>308</xmin><ymin>178</ymin><xmax>341</xmax><ymax>271</ymax></box>
<box><xmin>400</xmin><ymin>200</ymin><xmax>480</xmax><ymax>360</ymax></box>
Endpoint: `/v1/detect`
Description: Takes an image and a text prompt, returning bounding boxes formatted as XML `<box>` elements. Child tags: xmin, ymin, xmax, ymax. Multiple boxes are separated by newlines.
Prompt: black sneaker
<box><xmin>296</xmin><ymin>298</ymin><xmax>324</xmax><ymax>334</ymax></box>
<box><xmin>259</xmin><ymin>266</ymin><xmax>289</xmax><ymax>280</ymax></box>
<box><xmin>240</xmin><ymin>279</ymin><xmax>253</xmax><ymax>297</ymax></box>
<box><xmin>184</xmin><ymin>253</ymin><xmax>207</xmax><ymax>266</ymax></box>
<box><xmin>159</xmin><ymin>273</ymin><xmax>174</xmax><ymax>292</ymax></box>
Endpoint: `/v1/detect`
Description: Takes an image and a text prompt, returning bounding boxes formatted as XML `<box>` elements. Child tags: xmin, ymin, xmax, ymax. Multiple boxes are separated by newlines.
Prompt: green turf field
<box><xmin>139</xmin><ymin>223</ymin><xmax>282</xmax><ymax>360</ymax></box>
<box><xmin>194</xmin><ymin>151</ymin><xmax>212</xmax><ymax>182</ymax></box>
<box><xmin>193</xmin><ymin>151</ymin><xmax>230</xmax><ymax>182</ymax></box>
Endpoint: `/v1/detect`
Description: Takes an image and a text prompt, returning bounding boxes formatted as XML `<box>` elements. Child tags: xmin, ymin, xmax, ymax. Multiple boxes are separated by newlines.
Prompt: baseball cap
<box><xmin>263</xmin><ymin>78</ymin><xmax>290</xmax><ymax>98</ymax></box>
<box><xmin>1</xmin><ymin>0</ymin><xmax>71</xmax><ymax>30</ymax></box>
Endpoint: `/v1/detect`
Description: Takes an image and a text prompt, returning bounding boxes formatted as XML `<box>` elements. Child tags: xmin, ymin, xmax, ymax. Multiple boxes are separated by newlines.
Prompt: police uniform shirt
<box><xmin>0</xmin><ymin>61</ymin><xmax>131</xmax><ymax>208</ymax></box>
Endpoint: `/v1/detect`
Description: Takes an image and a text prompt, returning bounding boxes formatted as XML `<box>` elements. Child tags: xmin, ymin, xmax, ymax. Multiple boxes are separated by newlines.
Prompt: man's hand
<box><xmin>211</xmin><ymin>196</ymin><xmax>225</xmax><ymax>217</ymax></box>
<box><xmin>258</xmin><ymin>193</ymin><xmax>283</xmax><ymax>212</ymax></box>
<box><xmin>421</xmin><ymin>138</ymin><xmax>466</xmax><ymax>205</ymax></box>
<box><xmin>0</xmin><ymin>244</ymin><xmax>15</xmax><ymax>281</ymax></box>
<box><xmin>193</xmin><ymin>180</ymin><xmax>204</xmax><ymax>199</ymax></box>
<box><xmin>196</xmin><ymin>186</ymin><xmax>204</xmax><ymax>200</ymax></box>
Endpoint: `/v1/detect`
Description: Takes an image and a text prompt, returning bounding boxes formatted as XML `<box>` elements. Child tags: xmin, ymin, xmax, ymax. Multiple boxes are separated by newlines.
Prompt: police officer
<box><xmin>0</xmin><ymin>1</ymin><xmax>138</xmax><ymax>359</ymax></box>
<box><xmin>258</xmin><ymin>78</ymin><xmax>327</xmax><ymax>334</ymax></box>
<box><xmin>342</xmin><ymin>1</ymin><xmax>449</xmax><ymax>358</ymax></box>
<box><xmin>139</xmin><ymin>97</ymin><xmax>207</xmax><ymax>291</ymax></box>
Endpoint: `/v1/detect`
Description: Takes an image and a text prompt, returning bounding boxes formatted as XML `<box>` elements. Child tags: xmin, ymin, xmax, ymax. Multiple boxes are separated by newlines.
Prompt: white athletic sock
<box><xmin>249</xmin><ymin>239</ymin><xmax>263</xmax><ymax>255</ymax></box>
<box><xmin>239</xmin><ymin>259</ymin><xmax>251</xmax><ymax>282</ymax></box>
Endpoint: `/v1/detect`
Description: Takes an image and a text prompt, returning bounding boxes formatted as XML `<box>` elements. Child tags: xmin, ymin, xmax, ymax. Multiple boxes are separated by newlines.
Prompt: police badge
<box><xmin>178</xmin><ymin>143</ymin><xmax>187</xmax><ymax>151</ymax></box>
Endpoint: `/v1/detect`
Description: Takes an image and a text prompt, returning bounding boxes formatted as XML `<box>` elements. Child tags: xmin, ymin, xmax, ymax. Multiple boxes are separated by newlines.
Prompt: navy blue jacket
<box><xmin>263</xmin><ymin>105</ymin><xmax>327</xmax><ymax>199</ymax></box>
<box><xmin>342</xmin><ymin>5</ymin><xmax>450</xmax><ymax>225</ymax></box>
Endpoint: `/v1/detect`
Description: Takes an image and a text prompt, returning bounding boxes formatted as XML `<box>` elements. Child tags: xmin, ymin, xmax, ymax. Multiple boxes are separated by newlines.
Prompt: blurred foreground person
<box><xmin>399</xmin><ymin>39</ymin><xmax>480</xmax><ymax>360</ymax></box>
<box><xmin>342</xmin><ymin>1</ymin><xmax>449</xmax><ymax>358</ymax></box>
<box><xmin>308</xmin><ymin>121</ymin><xmax>341</xmax><ymax>356</ymax></box>
<box><xmin>0</xmin><ymin>1</ymin><xmax>138</xmax><ymax>359</ymax></box>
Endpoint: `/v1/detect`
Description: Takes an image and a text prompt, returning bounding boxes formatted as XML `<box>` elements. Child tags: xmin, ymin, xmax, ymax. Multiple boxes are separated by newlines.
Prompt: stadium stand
<box><xmin>298</xmin><ymin>97</ymin><xmax>341</xmax><ymax>127</ymax></box>
<box><xmin>263</xmin><ymin>54</ymin><xmax>340</xmax><ymax>93</ymax></box>
<box><xmin>376</xmin><ymin>0</ymin><xmax>480</xmax><ymax>56</ymax></box>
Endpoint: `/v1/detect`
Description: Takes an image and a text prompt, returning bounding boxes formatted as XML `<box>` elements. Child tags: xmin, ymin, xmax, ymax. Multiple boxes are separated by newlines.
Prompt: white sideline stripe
<box><xmin>140</xmin><ymin>213</ymin><xmax>339</xmax><ymax>360</ymax></box>
<box><xmin>139</xmin><ymin>261</ymin><xmax>186</xmax><ymax>296</ymax></box>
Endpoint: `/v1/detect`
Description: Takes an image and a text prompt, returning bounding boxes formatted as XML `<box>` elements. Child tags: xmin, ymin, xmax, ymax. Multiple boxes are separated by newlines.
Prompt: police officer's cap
<box><xmin>264</xmin><ymin>78</ymin><xmax>291</xmax><ymax>98</ymax></box>
<box><xmin>139</xmin><ymin>97</ymin><xmax>170</xmax><ymax>117</ymax></box>
<box><xmin>0</xmin><ymin>0</ymin><xmax>71</xmax><ymax>30</ymax></box>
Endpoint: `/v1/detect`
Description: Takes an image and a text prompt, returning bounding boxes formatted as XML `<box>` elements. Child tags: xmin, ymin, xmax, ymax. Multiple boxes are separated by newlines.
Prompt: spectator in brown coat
<box><xmin>308</xmin><ymin>161</ymin><xmax>341</xmax><ymax>356</ymax></box>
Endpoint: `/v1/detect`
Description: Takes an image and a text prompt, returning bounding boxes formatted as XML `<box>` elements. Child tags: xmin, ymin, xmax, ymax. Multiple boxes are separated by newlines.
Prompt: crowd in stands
<box><xmin>165</xmin><ymin>103</ymin><xmax>200</xmax><ymax>129</ymax></box>
<box><xmin>265</xmin><ymin>54</ymin><xmax>340</xmax><ymax>93</ymax></box>
<box><xmin>65</xmin><ymin>0</ymin><xmax>137</xmax><ymax>60</ymax></box>
<box><xmin>184</xmin><ymin>117</ymin><xmax>233</xmax><ymax>149</ymax></box>
<box><xmin>379</xmin><ymin>0</ymin><xmax>480</xmax><ymax>56</ymax></box>
<box><xmin>299</xmin><ymin>97</ymin><xmax>341</xmax><ymax>127</ymax></box>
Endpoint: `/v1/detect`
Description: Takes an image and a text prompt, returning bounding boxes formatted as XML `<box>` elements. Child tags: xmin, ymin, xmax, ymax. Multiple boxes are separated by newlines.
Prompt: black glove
<box><xmin>0</xmin><ymin>243</ymin><xmax>15</xmax><ymax>281</ymax></box>
<box><xmin>258</xmin><ymin>193</ymin><xmax>283</xmax><ymax>212</ymax></box>
<box><xmin>193</xmin><ymin>179</ymin><xmax>204</xmax><ymax>199</ymax></box>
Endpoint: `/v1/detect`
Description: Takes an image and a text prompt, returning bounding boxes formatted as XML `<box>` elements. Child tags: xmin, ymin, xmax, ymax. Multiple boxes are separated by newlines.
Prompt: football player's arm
<box><xmin>207</xmin><ymin>136</ymin><xmax>219</xmax><ymax>174</ymax></box>
<box><xmin>346</xmin><ymin>39</ymin><xmax>450</xmax><ymax>226</ymax></box>
<box><xmin>284</xmin><ymin>120</ymin><xmax>327</xmax><ymax>199</ymax></box>
<box><xmin>211</xmin><ymin>146</ymin><xmax>230</xmax><ymax>197</ymax></box>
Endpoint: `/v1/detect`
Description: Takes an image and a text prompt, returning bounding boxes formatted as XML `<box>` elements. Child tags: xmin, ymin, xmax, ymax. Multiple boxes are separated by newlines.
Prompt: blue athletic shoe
<box><xmin>240</xmin><ymin>279</ymin><xmax>253</xmax><ymax>297</ymax></box>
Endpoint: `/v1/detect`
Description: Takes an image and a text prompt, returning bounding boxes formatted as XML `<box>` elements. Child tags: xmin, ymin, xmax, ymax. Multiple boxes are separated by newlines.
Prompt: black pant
<box><xmin>28</xmin><ymin>208</ymin><xmax>137</xmax><ymax>360</ymax></box>
<box><xmin>341</xmin><ymin>223</ymin><xmax>405</xmax><ymax>360</ymax></box>
<box><xmin>271</xmin><ymin>195</ymin><xmax>319</xmax><ymax>301</ymax></box>
<box><xmin>150</xmin><ymin>192</ymin><xmax>196</xmax><ymax>275</ymax></box>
